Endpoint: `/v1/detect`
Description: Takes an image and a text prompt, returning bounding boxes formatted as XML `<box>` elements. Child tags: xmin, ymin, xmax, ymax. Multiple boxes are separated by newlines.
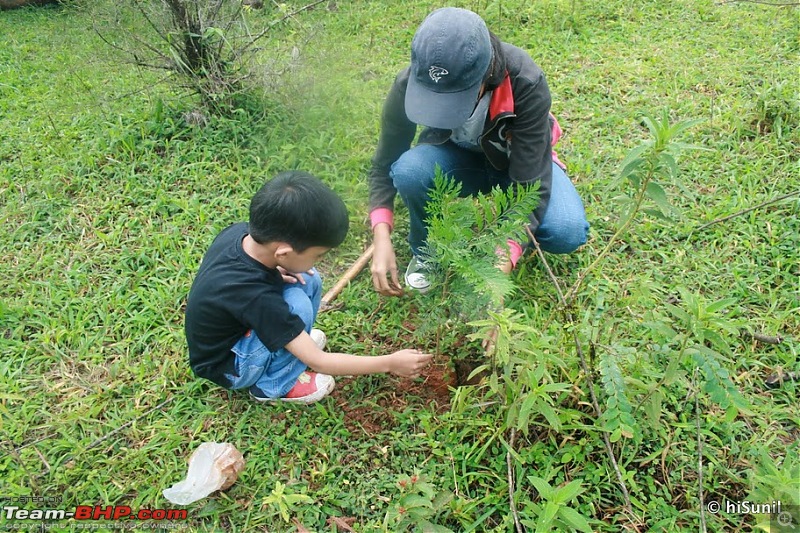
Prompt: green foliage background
<box><xmin>1</xmin><ymin>0</ymin><xmax>798</xmax><ymax>531</ymax></box>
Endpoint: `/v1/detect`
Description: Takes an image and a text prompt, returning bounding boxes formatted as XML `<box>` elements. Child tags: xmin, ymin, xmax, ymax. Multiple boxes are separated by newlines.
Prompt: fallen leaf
<box><xmin>327</xmin><ymin>516</ymin><xmax>357</xmax><ymax>532</ymax></box>
<box><xmin>292</xmin><ymin>517</ymin><xmax>313</xmax><ymax>533</ymax></box>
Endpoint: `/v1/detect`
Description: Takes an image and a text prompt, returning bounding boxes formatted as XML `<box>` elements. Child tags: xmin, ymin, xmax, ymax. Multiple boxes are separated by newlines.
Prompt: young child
<box><xmin>185</xmin><ymin>171</ymin><xmax>433</xmax><ymax>404</ymax></box>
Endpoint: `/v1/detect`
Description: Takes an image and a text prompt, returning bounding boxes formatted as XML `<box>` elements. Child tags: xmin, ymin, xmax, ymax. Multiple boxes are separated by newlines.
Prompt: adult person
<box><xmin>367</xmin><ymin>7</ymin><xmax>589</xmax><ymax>295</ymax></box>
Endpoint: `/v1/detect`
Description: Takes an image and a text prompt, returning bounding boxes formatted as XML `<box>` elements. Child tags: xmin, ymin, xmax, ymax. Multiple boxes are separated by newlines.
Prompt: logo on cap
<box><xmin>428</xmin><ymin>66</ymin><xmax>449</xmax><ymax>83</ymax></box>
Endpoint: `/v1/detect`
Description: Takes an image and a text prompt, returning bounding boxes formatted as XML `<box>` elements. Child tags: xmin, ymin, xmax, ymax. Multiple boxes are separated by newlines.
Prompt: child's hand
<box><xmin>388</xmin><ymin>349</ymin><xmax>433</xmax><ymax>378</ymax></box>
<box><xmin>277</xmin><ymin>266</ymin><xmax>315</xmax><ymax>284</ymax></box>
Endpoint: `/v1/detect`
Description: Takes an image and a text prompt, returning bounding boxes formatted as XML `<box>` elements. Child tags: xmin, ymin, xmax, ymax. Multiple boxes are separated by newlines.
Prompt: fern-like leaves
<box><xmin>597</xmin><ymin>347</ymin><xmax>637</xmax><ymax>442</ymax></box>
<box><xmin>422</xmin><ymin>167</ymin><xmax>540</xmax><ymax>310</ymax></box>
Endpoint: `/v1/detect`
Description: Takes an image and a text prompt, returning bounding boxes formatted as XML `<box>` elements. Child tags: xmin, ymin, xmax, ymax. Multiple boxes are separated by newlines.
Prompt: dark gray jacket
<box><xmin>368</xmin><ymin>42</ymin><xmax>555</xmax><ymax>231</ymax></box>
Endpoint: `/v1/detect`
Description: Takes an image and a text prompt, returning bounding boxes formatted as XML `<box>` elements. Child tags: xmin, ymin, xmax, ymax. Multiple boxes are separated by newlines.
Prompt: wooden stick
<box><xmin>320</xmin><ymin>244</ymin><xmax>374</xmax><ymax>308</ymax></box>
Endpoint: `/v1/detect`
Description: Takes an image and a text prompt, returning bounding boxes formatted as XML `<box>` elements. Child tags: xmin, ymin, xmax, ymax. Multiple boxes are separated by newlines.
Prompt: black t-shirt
<box><xmin>184</xmin><ymin>222</ymin><xmax>306</xmax><ymax>388</ymax></box>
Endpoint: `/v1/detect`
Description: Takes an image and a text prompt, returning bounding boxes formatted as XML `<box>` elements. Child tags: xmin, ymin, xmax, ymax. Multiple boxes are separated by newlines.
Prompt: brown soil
<box><xmin>453</xmin><ymin>358</ymin><xmax>490</xmax><ymax>386</ymax></box>
<box><xmin>331</xmin><ymin>358</ymin><xmax>455</xmax><ymax>436</ymax></box>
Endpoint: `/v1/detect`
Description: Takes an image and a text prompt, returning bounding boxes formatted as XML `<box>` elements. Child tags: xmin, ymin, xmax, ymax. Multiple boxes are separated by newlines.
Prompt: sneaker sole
<box><xmin>249</xmin><ymin>392</ymin><xmax>277</xmax><ymax>403</ymax></box>
<box><xmin>249</xmin><ymin>375</ymin><xmax>337</xmax><ymax>404</ymax></box>
<box><xmin>249</xmin><ymin>378</ymin><xmax>335</xmax><ymax>405</ymax></box>
<box><xmin>281</xmin><ymin>377</ymin><xmax>335</xmax><ymax>404</ymax></box>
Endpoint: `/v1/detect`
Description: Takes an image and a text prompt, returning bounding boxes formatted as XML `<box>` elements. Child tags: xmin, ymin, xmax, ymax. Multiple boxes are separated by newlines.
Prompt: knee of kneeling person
<box><xmin>284</xmin><ymin>289</ymin><xmax>316</xmax><ymax>326</ymax></box>
<box><xmin>538</xmin><ymin>219</ymin><xmax>589</xmax><ymax>254</ymax></box>
<box><xmin>305</xmin><ymin>269</ymin><xmax>323</xmax><ymax>291</ymax></box>
<box><xmin>390</xmin><ymin>155</ymin><xmax>438</xmax><ymax>194</ymax></box>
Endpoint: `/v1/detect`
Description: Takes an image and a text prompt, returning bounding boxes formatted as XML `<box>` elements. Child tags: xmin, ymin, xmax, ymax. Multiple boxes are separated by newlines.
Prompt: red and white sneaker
<box><xmin>281</xmin><ymin>371</ymin><xmax>335</xmax><ymax>404</ymax></box>
<box><xmin>249</xmin><ymin>371</ymin><xmax>335</xmax><ymax>405</ymax></box>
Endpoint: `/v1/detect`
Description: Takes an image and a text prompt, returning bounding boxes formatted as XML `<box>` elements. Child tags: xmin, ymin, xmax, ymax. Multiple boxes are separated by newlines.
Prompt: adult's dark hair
<box><xmin>249</xmin><ymin>171</ymin><xmax>349</xmax><ymax>251</ymax></box>
<box><xmin>484</xmin><ymin>31</ymin><xmax>507</xmax><ymax>91</ymax></box>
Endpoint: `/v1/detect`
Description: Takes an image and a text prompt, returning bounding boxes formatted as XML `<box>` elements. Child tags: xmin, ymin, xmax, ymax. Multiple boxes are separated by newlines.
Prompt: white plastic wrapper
<box><xmin>163</xmin><ymin>442</ymin><xmax>245</xmax><ymax>505</ymax></box>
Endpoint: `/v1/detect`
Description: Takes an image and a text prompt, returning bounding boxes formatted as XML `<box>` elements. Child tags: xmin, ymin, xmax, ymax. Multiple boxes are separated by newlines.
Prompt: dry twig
<box><xmin>507</xmin><ymin>427</ymin><xmax>524</xmax><ymax>533</ymax></box>
<box><xmin>527</xmin><ymin>227</ymin><xmax>634</xmax><ymax>514</ymax></box>
<box><xmin>694</xmin><ymin>370</ymin><xmax>707</xmax><ymax>533</ymax></box>
<box><xmin>741</xmin><ymin>329</ymin><xmax>784</xmax><ymax>345</ymax></box>
<box><xmin>84</xmin><ymin>397</ymin><xmax>175</xmax><ymax>452</ymax></box>
<box><xmin>681</xmin><ymin>190</ymin><xmax>800</xmax><ymax>240</ymax></box>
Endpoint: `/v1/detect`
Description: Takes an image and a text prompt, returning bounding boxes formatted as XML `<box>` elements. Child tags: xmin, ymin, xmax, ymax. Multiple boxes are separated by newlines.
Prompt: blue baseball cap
<box><xmin>405</xmin><ymin>8</ymin><xmax>492</xmax><ymax>130</ymax></box>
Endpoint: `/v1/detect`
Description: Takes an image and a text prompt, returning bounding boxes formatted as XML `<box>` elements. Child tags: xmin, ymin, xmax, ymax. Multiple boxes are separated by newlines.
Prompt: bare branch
<box><xmin>209</xmin><ymin>0</ymin><xmax>226</xmax><ymax>22</ymax></box>
<box><xmin>239</xmin><ymin>0</ymin><xmax>327</xmax><ymax>55</ymax></box>
<box><xmin>92</xmin><ymin>6</ymin><xmax>172</xmax><ymax>67</ymax></box>
<box><xmin>506</xmin><ymin>428</ymin><xmax>524</xmax><ymax>533</ymax></box>
<box><xmin>681</xmin><ymin>190</ymin><xmax>800</xmax><ymax>240</ymax></box>
<box><xmin>527</xmin><ymin>226</ymin><xmax>634</xmax><ymax>514</ymax></box>
<box><xmin>84</xmin><ymin>398</ymin><xmax>174</xmax><ymax>452</ymax></box>
<box><xmin>694</xmin><ymin>371</ymin><xmax>707</xmax><ymax>533</ymax></box>
<box><xmin>105</xmin><ymin>72</ymin><xmax>178</xmax><ymax>102</ymax></box>
<box><xmin>132</xmin><ymin>0</ymin><xmax>172</xmax><ymax>46</ymax></box>
<box><xmin>741</xmin><ymin>329</ymin><xmax>784</xmax><ymax>345</ymax></box>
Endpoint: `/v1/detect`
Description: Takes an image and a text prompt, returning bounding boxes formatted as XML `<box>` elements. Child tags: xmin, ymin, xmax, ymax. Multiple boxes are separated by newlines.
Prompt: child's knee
<box><xmin>284</xmin><ymin>286</ymin><xmax>315</xmax><ymax>326</ymax></box>
<box><xmin>291</xmin><ymin>300</ymin><xmax>315</xmax><ymax>327</ymax></box>
<box><xmin>305</xmin><ymin>269</ymin><xmax>323</xmax><ymax>293</ymax></box>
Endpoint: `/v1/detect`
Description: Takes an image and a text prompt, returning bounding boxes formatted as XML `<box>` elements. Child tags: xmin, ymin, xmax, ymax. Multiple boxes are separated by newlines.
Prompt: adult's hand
<box><xmin>370</xmin><ymin>223</ymin><xmax>403</xmax><ymax>296</ymax></box>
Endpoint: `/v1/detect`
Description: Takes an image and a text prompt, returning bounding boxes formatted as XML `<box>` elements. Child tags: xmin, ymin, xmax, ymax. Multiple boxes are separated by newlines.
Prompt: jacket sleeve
<box><xmin>508</xmin><ymin>71</ymin><xmax>553</xmax><ymax>232</ymax></box>
<box><xmin>368</xmin><ymin>68</ymin><xmax>418</xmax><ymax>216</ymax></box>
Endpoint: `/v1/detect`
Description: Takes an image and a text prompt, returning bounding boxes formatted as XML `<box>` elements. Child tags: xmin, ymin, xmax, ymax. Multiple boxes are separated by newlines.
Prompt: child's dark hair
<box><xmin>249</xmin><ymin>171</ymin><xmax>349</xmax><ymax>251</ymax></box>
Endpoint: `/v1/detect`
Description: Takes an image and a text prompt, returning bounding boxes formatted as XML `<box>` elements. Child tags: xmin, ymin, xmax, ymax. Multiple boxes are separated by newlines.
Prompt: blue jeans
<box><xmin>390</xmin><ymin>142</ymin><xmax>590</xmax><ymax>256</ymax></box>
<box><xmin>225</xmin><ymin>270</ymin><xmax>322</xmax><ymax>398</ymax></box>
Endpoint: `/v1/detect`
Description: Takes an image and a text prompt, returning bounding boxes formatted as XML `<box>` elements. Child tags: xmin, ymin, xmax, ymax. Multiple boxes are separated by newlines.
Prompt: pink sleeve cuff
<box><xmin>507</xmin><ymin>239</ymin><xmax>523</xmax><ymax>268</ymax></box>
<box><xmin>496</xmin><ymin>239</ymin><xmax>524</xmax><ymax>269</ymax></box>
<box><xmin>549</xmin><ymin>113</ymin><xmax>567</xmax><ymax>170</ymax></box>
<box><xmin>549</xmin><ymin>113</ymin><xmax>563</xmax><ymax>146</ymax></box>
<box><xmin>369</xmin><ymin>208</ymin><xmax>394</xmax><ymax>230</ymax></box>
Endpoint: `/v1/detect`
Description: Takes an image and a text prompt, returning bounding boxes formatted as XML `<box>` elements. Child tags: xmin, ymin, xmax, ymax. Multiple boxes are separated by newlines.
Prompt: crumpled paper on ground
<box><xmin>163</xmin><ymin>442</ymin><xmax>245</xmax><ymax>505</ymax></box>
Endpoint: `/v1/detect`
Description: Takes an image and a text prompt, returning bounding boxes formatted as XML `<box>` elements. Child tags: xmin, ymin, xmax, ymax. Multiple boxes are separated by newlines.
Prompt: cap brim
<box><xmin>405</xmin><ymin>75</ymin><xmax>483</xmax><ymax>130</ymax></box>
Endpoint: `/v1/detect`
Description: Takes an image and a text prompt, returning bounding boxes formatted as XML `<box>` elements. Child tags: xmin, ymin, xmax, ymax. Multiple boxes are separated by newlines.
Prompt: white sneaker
<box><xmin>310</xmin><ymin>328</ymin><xmax>327</xmax><ymax>350</ymax></box>
<box><xmin>404</xmin><ymin>256</ymin><xmax>432</xmax><ymax>293</ymax></box>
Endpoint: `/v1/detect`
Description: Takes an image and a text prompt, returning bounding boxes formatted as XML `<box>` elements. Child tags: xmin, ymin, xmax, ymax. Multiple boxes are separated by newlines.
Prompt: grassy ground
<box><xmin>1</xmin><ymin>0</ymin><xmax>798</xmax><ymax>531</ymax></box>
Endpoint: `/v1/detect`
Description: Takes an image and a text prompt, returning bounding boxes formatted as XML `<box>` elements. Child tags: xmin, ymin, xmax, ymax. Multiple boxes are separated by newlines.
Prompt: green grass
<box><xmin>1</xmin><ymin>0</ymin><xmax>798</xmax><ymax>531</ymax></box>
